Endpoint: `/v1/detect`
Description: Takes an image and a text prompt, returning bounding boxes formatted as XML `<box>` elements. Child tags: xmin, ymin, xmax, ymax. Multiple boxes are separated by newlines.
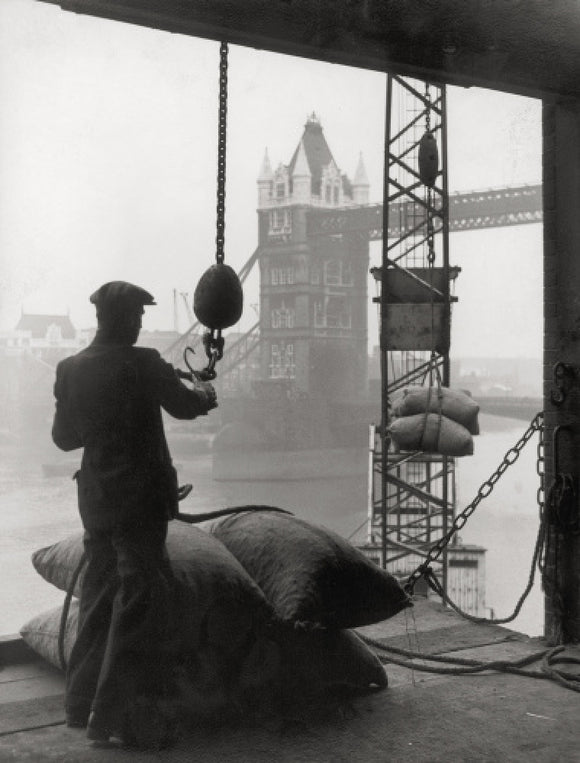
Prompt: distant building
<box><xmin>257</xmin><ymin>112</ymin><xmax>371</xmax><ymax>401</ymax></box>
<box><xmin>452</xmin><ymin>357</ymin><xmax>542</xmax><ymax>398</ymax></box>
<box><xmin>1</xmin><ymin>313</ymin><xmax>89</xmax><ymax>365</ymax></box>
<box><xmin>217</xmin><ymin>330</ymin><xmax>261</xmax><ymax>397</ymax></box>
<box><xmin>0</xmin><ymin>313</ymin><xmax>89</xmax><ymax>433</ymax></box>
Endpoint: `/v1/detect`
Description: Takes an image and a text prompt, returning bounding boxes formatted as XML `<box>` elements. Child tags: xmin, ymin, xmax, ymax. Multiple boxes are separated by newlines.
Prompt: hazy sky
<box><xmin>0</xmin><ymin>0</ymin><xmax>543</xmax><ymax>358</ymax></box>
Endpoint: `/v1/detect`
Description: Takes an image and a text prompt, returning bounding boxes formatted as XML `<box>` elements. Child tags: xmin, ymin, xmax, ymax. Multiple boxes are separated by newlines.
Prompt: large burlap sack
<box><xmin>19</xmin><ymin>600</ymin><xmax>251</xmax><ymax>720</ymax></box>
<box><xmin>20</xmin><ymin>600</ymin><xmax>78</xmax><ymax>670</ymax></box>
<box><xmin>392</xmin><ymin>386</ymin><xmax>480</xmax><ymax>435</ymax></box>
<box><xmin>274</xmin><ymin>627</ymin><xmax>387</xmax><ymax>695</ymax></box>
<box><xmin>388</xmin><ymin>412</ymin><xmax>473</xmax><ymax>457</ymax></box>
<box><xmin>234</xmin><ymin>626</ymin><xmax>387</xmax><ymax>721</ymax></box>
<box><xmin>212</xmin><ymin>509</ymin><xmax>411</xmax><ymax>630</ymax></box>
<box><xmin>390</xmin><ymin>411</ymin><xmax>474</xmax><ymax>456</ymax></box>
<box><xmin>31</xmin><ymin>523</ymin><xmax>272</xmax><ymax>656</ymax></box>
<box><xmin>21</xmin><ymin>601</ymin><xmax>387</xmax><ymax>725</ymax></box>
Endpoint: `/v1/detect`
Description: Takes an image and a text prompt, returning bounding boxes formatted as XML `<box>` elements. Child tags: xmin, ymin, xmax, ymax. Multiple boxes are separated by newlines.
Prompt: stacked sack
<box><xmin>389</xmin><ymin>386</ymin><xmax>480</xmax><ymax>457</ymax></box>
<box><xmin>22</xmin><ymin>509</ymin><xmax>411</xmax><ymax>725</ymax></box>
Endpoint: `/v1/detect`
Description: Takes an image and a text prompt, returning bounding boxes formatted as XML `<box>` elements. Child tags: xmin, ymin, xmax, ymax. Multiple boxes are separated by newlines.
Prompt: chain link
<box><xmin>215</xmin><ymin>42</ymin><xmax>228</xmax><ymax>266</ymax></box>
<box><xmin>405</xmin><ymin>411</ymin><xmax>544</xmax><ymax>594</ymax></box>
<box><xmin>198</xmin><ymin>41</ymin><xmax>229</xmax><ymax>378</ymax></box>
<box><xmin>537</xmin><ymin>418</ymin><xmax>546</xmax><ymax>511</ymax></box>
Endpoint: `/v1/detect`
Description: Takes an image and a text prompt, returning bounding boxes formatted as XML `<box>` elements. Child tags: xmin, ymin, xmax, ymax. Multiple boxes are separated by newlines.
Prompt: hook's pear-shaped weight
<box><xmin>418</xmin><ymin>131</ymin><xmax>439</xmax><ymax>187</ymax></box>
<box><xmin>193</xmin><ymin>263</ymin><xmax>243</xmax><ymax>330</ymax></box>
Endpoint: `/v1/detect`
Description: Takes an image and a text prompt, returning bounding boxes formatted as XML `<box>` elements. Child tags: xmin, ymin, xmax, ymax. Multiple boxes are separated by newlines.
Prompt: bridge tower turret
<box><xmin>352</xmin><ymin>152</ymin><xmax>370</xmax><ymax>205</ymax></box>
<box><xmin>256</xmin><ymin>113</ymin><xmax>370</xmax><ymax>402</ymax></box>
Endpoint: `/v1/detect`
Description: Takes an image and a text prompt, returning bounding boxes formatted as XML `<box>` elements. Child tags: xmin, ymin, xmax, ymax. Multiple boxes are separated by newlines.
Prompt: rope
<box><xmin>58</xmin><ymin>552</ymin><xmax>86</xmax><ymax>671</ymax></box>
<box><xmin>418</xmin><ymin>383</ymin><xmax>433</xmax><ymax>452</ymax></box>
<box><xmin>357</xmin><ymin>632</ymin><xmax>580</xmax><ymax>691</ymax></box>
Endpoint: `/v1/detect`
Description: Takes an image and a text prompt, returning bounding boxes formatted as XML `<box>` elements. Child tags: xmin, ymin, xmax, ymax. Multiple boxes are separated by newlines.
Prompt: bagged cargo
<box><xmin>392</xmin><ymin>386</ymin><xmax>479</xmax><ymax>435</ymax></box>
<box><xmin>389</xmin><ymin>412</ymin><xmax>474</xmax><ymax>457</ymax></box>
<box><xmin>20</xmin><ymin>600</ymin><xmax>387</xmax><ymax>723</ymax></box>
<box><xmin>31</xmin><ymin>523</ymin><xmax>272</xmax><ymax>656</ymax></box>
<box><xmin>20</xmin><ymin>599</ymin><xmax>79</xmax><ymax>670</ymax></box>
<box><xmin>212</xmin><ymin>508</ymin><xmax>411</xmax><ymax>630</ymax></box>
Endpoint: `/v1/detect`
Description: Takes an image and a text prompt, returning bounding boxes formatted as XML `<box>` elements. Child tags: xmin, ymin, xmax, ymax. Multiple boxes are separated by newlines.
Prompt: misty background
<box><xmin>1</xmin><ymin>0</ymin><xmax>542</xmax><ymax>359</ymax></box>
<box><xmin>0</xmin><ymin>1</ymin><xmax>545</xmax><ymax>636</ymax></box>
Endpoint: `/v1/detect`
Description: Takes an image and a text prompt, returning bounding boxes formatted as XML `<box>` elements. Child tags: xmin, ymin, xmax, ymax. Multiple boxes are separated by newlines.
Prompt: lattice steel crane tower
<box><xmin>365</xmin><ymin>75</ymin><xmax>465</xmax><ymax>601</ymax></box>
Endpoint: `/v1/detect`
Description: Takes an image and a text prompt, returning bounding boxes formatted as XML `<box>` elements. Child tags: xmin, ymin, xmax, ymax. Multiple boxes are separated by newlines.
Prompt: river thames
<box><xmin>0</xmin><ymin>411</ymin><xmax>543</xmax><ymax>638</ymax></box>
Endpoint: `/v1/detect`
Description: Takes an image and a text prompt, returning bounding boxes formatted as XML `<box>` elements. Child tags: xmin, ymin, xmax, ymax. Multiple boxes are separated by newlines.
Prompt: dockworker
<box><xmin>51</xmin><ymin>281</ymin><xmax>217</xmax><ymax>748</ymax></box>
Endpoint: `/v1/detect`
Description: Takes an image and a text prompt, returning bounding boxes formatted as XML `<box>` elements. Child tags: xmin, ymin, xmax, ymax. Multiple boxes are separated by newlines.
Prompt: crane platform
<box><xmin>1</xmin><ymin>598</ymin><xmax>578</xmax><ymax>762</ymax></box>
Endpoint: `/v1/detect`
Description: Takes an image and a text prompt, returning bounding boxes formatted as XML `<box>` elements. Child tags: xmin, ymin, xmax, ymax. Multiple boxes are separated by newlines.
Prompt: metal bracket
<box><xmin>550</xmin><ymin>362</ymin><xmax>578</xmax><ymax>407</ymax></box>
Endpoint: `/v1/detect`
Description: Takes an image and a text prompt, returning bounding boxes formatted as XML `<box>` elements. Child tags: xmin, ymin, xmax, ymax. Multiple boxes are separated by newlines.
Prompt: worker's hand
<box><xmin>196</xmin><ymin>381</ymin><xmax>218</xmax><ymax>413</ymax></box>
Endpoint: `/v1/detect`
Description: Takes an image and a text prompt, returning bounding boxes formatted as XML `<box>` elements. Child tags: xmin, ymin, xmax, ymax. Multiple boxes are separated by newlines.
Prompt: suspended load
<box><xmin>392</xmin><ymin>386</ymin><xmax>480</xmax><ymax>435</ymax></box>
<box><xmin>185</xmin><ymin>41</ymin><xmax>244</xmax><ymax>382</ymax></box>
<box><xmin>193</xmin><ymin>263</ymin><xmax>244</xmax><ymax>330</ymax></box>
<box><xmin>389</xmin><ymin>386</ymin><xmax>479</xmax><ymax>457</ymax></box>
<box><xmin>418</xmin><ymin>131</ymin><xmax>439</xmax><ymax>187</ymax></box>
<box><xmin>388</xmin><ymin>412</ymin><xmax>474</xmax><ymax>457</ymax></box>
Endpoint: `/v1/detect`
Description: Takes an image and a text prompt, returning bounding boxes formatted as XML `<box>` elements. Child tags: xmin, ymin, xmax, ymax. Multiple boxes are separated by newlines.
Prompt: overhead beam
<box><xmin>37</xmin><ymin>0</ymin><xmax>580</xmax><ymax>99</ymax></box>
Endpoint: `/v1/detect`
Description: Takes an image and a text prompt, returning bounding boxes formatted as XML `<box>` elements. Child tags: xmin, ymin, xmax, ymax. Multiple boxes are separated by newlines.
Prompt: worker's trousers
<box><xmin>65</xmin><ymin>514</ymin><xmax>175</xmax><ymax>727</ymax></box>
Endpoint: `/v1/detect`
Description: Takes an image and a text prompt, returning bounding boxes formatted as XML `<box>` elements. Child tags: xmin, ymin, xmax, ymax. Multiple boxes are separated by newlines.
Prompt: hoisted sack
<box><xmin>392</xmin><ymin>386</ymin><xmax>480</xmax><ymax>435</ymax></box>
<box><xmin>212</xmin><ymin>508</ymin><xmax>411</xmax><ymax>630</ymax></box>
<box><xmin>389</xmin><ymin>412</ymin><xmax>474</xmax><ymax>457</ymax></box>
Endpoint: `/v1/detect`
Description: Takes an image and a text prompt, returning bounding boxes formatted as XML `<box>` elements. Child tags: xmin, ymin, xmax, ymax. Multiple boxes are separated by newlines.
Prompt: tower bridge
<box><xmin>307</xmin><ymin>183</ymin><xmax>542</xmax><ymax>239</ymax></box>
<box><xmin>165</xmin><ymin>114</ymin><xmax>542</xmax><ymax>379</ymax></box>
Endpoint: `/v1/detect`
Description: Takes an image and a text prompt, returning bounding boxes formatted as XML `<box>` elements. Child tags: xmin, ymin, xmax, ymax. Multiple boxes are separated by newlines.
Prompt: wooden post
<box><xmin>543</xmin><ymin>97</ymin><xmax>580</xmax><ymax>643</ymax></box>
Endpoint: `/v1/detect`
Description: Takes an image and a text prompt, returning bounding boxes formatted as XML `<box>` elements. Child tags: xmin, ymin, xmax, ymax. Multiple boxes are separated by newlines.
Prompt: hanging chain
<box><xmin>197</xmin><ymin>41</ymin><xmax>229</xmax><ymax>379</ymax></box>
<box><xmin>425</xmin><ymin>417</ymin><xmax>547</xmax><ymax>625</ymax></box>
<box><xmin>423</xmin><ymin>82</ymin><xmax>438</xmax><ymax>390</ymax></box>
<box><xmin>405</xmin><ymin>411</ymin><xmax>544</xmax><ymax>594</ymax></box>
<box><xmin>215</xmin><ymin>41</ymin><xmax>228</xmax><ymax>266</ymax></box>
<box><xmin>537</xmin><ymin>413</ymin><xmax>546</xmax><ymax>515</ymax></box>
<box><xmin>424</xmin><ymin>83</ymin><xmax>436</xmax><ymax>267</ymax></box>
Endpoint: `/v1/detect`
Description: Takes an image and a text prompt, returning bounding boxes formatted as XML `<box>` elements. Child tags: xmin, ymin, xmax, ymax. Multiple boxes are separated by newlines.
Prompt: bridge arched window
<box><xmin>271</xmin><ymin>301</ymin><xmax>295</xmax><ymax>329</ymax></box>
<box><xmin>314</xmin><ymin>300</ymin><xmax>324</xmax><ymax>328</ymax></box>
<box><xmin>323</xmin><ymin>258</ymin><xmax>352</xmax><ymax>286</ymax></box>
<box><xmin>270</xmin><ymin>263</ymin><xmax>295</xmax><ymax>286</ymax></box>
<box><xmin>324</xmin><ymin>259</ymin><xmax>341</xmax><ymax>286</ymax></box>
<box><xmin>269</xmin><ymin>208</ymin><xmax>291</xmax><ymax>236</ymax></box>
<box><xmin>269</xmin><ymin>342</ymin><xmax>296</xmax><ymax>379</ymax></box>
<box><xmin>326</xmin><ymin>296</ymin><xmax>351</xmax><ymax>329</ymax></box>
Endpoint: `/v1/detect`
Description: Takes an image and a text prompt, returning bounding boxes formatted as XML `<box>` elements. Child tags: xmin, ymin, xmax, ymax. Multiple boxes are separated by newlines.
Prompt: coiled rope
<box><xmin>356</xmin><ymin>632</ymin><xmax>580</xmax><ymax>692</ymax></box>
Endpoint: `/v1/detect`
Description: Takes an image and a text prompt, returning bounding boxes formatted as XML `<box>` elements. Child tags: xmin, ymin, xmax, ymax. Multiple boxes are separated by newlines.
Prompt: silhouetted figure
<box><xmin>52</xmin><ymin>281</ymin><xmax>217</xmax><ymax>748</ymax></box>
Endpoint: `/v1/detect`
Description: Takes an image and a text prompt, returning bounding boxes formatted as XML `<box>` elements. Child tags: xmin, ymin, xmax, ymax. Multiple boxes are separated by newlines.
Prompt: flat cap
<box><xmin>90</xmin><ymin>281</ymin><xmax>156</xmax><ymax>313</ymax></box>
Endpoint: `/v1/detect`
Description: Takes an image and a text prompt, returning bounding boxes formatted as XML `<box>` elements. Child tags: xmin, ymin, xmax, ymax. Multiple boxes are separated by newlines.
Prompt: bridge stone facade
<box><xmin>256</xmin><ymin>113</ymin><xmax>371</xmax><ymax>401</ymax></box>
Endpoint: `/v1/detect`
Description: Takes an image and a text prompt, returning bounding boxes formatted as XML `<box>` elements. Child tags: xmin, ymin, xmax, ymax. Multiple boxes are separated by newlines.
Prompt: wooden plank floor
<box><xmin>1</xmin><ymin>599</ymin><xmax>579</xmax><ymax>762</ymax></box>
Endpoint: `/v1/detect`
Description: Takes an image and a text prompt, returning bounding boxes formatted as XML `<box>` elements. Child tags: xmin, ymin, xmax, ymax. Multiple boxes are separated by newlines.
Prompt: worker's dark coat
<box><xmin>52</xmin><ymin>337</ymin><xmax>205</xmax><ymax>530</ymax></box>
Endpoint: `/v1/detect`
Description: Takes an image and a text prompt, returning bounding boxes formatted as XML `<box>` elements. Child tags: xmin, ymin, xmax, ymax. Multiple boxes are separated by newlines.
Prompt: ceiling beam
<box><xmin>36</xmin><ymin>0</ymin><xmax>580</xmax><ymax>100</ymax></box>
